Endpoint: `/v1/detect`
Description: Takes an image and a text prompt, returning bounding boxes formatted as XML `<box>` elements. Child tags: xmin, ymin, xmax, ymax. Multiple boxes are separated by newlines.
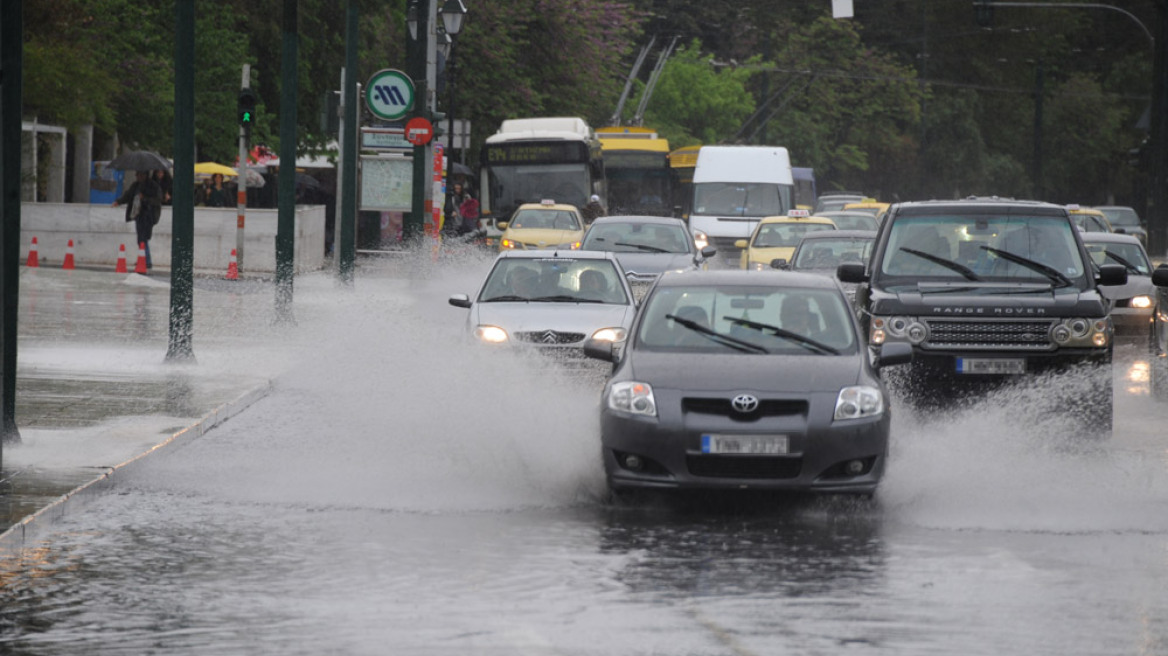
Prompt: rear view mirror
<box><xmin>875</xmin><ymin>342</ymin><xmax>913</xmax><ymax>369</ymax></box>
<box><xmin>449</xmin><ymin>294</ymin><xmax>472</xmax><ymax>308</ymax></box>
<box><xmin>497</xmin><ymin>221</ymin><xmax>509</xmax><ymax>230</ymax></box>
<box><xmin>1152</xmin><ymin>265</ymin><xmax>1168</xmax><ymax>287</ymax></box>
<box><xmin>701</xmin><ymin>245</ymin><xmax>717</xmax><ymax>259</ymax></box>
<box><xmin>770</xmin><ymin>258</ymin><xmax>788</xmax><ymax>270</ymax></box>
<box><xmin>583</xmin><ymin>337</ymin><xmax>616</xmax><ymax>362</ymax></box>
<box><xmin>734</xmin><ymin>239</ymin><xmax>748</xmax><ymax>249</ymax></box>
<box><xmin>1095</xmin><ymin>263</ymin><xmax>1127</xmax><ymax>287</ymax></box>
<box><xmin>837</xmin><ymin>262</ymin><xmax>868</xmax><ymax>283</ymax></box>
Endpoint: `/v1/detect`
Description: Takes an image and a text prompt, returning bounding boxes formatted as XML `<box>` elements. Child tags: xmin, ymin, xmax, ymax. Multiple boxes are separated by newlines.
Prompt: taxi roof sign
<box><xmin>788</xmin><ymin>209</ymin><xmax>810</xmax><ymax>217</ymax></box>
<box><xmin>541</xmin><ymin>199</ymin><xmax>556</xmax><ymax>205</ymax></box>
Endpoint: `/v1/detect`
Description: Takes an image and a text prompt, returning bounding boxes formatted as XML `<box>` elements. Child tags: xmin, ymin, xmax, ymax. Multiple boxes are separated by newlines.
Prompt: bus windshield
<box><xmin>486</xmin><ymin>163</ymin><xmax>590</xmax><ymax>217</ymax></box>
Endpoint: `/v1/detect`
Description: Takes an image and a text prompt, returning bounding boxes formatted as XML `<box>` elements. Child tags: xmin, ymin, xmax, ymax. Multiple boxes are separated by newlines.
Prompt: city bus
<box><xmin>479</xmin><ymin>117</ymin><xmax>605</xmax><ymax>246</ymax></box>
<box><xmin>667</xmin><ymin>144</ymin><xmax>701</xmax><ymax>219</ymax></box>
<box><xmin>597</xmin><ymin>126</ymin><xmax>673</xmax><ymax>217</ymax></box>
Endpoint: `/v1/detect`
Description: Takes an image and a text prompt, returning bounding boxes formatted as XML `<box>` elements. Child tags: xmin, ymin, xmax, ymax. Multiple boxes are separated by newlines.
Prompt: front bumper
<box><xmin>599</xmin><ymin>394</ymin><xmax>889</xmax><ymax>494</ymax></box>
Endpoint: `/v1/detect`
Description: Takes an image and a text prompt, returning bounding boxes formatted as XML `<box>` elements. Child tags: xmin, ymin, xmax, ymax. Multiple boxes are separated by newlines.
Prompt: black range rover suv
<box><xmin>838</xmin><ymin>198</ymin><xmax>1127</xmax><ymax>434</ymax></box>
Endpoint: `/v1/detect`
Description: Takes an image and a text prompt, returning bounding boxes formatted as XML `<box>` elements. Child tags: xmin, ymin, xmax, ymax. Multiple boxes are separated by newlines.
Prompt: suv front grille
<box><xmin>923</xmin><ymin>319</ymin><xmax>1055</xmax><ymax>351</ymax></box>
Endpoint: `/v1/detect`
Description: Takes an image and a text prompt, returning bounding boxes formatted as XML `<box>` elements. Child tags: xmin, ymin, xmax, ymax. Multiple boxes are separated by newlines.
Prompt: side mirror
<box><xmin>583</xmin><ymin>336</ymin><xmax>616</xmax><ymax>362</ymax></box>
<box><xmin>837</xmin><ymin>262</ymin><xmax>868</xmax><ymax>283</ymax></box>
<box><xmin>770</xmin><ymin>258</ymin><xmax>788</xmax><ymax>270</ymax></box>
<box><xmin>497</xmin><ymin>221</ymin><xmax>509</xmax><ymax>230</ymax></box>
<box><xmin>1114</xmin><ymin>228</ymin><xmax>1126</xmax><ymax>234</ymax></box>
<box><xmin>734</xmin><ymin>239</ymin><xmax>748</xmax><ymax>249</ymax></box>
<box><xmin>1152</xmin><ymin>265</ymin><xmax>1168</xmax><ymax>287</ymax></box>
<box><xmin>448</xmin><ymin>294</ymin><xmax>472</xmax><ymax>308</ymax></box>
<box><xmin>1095</xmin><ymin>263</ymin><xmax>1128</xmax><ymax>287</ymax></box>
<box><xmin>875</xmin><ymin>342</ymin><xmax>913</xmax><ymax>368</ymax></box>
<box><xmin>700</xmin><ymin>245</ymin><xmax>717</xmax><ymax>259</ymax></box>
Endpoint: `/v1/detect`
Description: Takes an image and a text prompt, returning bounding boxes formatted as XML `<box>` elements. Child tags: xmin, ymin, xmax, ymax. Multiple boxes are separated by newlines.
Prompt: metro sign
<box><xmin>366</xmin><ymin>69</ymin><xmax>414</xmax><ymax>121</ymax></box>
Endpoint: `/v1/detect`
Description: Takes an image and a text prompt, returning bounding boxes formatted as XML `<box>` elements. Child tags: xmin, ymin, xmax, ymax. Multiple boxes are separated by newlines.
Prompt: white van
<box><xmin>688</xmin><ymin>146</ymin><xmax>794</xmax><ymax>260</ymax></box>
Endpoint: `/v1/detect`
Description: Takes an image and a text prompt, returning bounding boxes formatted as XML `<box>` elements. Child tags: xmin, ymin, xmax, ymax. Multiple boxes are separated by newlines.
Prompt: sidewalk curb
<box><xmin>0</xmin><ymin>380</ymin><xmax>275</xmax><ymax>559</ymax></box>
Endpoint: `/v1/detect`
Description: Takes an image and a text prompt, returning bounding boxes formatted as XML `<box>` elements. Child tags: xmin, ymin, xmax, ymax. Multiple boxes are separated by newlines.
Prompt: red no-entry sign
<box><xmin>405</xmin><ymin>117</ymin><xmax>434</xmax><ymax>146</ymax></box>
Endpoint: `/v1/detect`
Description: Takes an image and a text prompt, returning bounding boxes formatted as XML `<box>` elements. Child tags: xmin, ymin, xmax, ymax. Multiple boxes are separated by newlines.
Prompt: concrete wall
<box><xmin>19</xmin><ymin>204</ymin><xmax>327</xmax><ymax>274</ymax></box>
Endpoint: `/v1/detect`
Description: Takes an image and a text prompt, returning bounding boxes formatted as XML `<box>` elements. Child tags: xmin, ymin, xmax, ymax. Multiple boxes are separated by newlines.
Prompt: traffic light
<box><xmin>974</xmin><ymin>0</ymin><xmax>994</xmax><ymax>27</ymax></box>
<box><xmin>430</xmin><ymin>110</ymin><xmax>447</xmax><ymax>136</ymax></box>
<box><xmin>238</xmin><ymin>88</ymin><xmax>257</xmax><ymax>128</ymax></box>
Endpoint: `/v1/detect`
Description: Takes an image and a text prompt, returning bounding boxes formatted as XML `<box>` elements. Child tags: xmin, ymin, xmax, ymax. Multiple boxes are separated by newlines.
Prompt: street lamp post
<box><xmin>442</xmin><ymin>0</ymin><xmax>468</xmax><ymax>166</ymax></box>
<box><xmin>405</xmin><ymin>0</ymin><xmax>429</xmax><ymax>242</ymax></box>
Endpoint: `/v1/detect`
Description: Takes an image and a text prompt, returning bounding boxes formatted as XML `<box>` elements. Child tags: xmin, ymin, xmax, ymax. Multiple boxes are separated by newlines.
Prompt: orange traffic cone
<box><xmin>115</xmin><ymin>244</ymin><xmax>128</xmax><ymax>273</ymax></box>
<box><xmin>26</xmin><ymin>236</ymin><xmax>39</xmax><ymax>267</ymax></box>
<box><xmin>62</xmin><ymin>239</ymin><xmax>76</xmax><ymax>270</ymax></box>
<box><xmin>225</xmin><ymin>248</ymin><xmax>239</xmax><ymax>280</ymax></box>
<box><xmin>134</xmin><ymin>242</ymin><xmax>148</xmax><ymax>274</ymax></box>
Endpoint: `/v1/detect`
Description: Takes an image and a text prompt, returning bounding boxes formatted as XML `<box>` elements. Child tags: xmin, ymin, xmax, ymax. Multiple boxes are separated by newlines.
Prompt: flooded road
<box><xmin>2</xmin><ymin>256</ymin><xmax>1168</xmax><ymax>655</ymax></box>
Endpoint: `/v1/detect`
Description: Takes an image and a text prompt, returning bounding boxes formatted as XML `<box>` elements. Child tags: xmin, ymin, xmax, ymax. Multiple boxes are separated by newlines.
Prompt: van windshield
<box><xmin>693</xmin><ymin>182</ymin><xmax>792</xmax><ymax>217</ymax></box>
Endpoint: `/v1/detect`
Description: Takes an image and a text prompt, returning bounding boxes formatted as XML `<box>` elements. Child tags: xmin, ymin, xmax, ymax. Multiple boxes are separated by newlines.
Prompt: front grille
<box><xmin>687</xmin><ymin>455</ymin><xmax>802</xmax><ymax>479</ymax></box>
<box><xmin>514</xmin><ymin>330</ymin><xmax>586</xmax><ymax>345</ymax></box>
<box><xmin>682</xmin><ymin>397</ymin><xmax>808</xmax><ymax>420</ymax></box>
<box><xmin>924</xmin><ymin>319</ymin><xmax>1055</xmax><ymax>351</ymax></box>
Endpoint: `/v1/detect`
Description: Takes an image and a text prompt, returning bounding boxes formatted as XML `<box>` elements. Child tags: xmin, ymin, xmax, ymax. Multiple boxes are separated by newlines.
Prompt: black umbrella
<box><xmin>295</xmin><ymin>172</ymin><xmax>321</xmax><ymax>189</ymax></box>
<box><xmin>450</xmin><ymin>161</ymin><xmax>473</xmax><ymax>177</ymax></box>
<box><xmin>107</xmin><ymin>150</ymin><xmax>171</xmax><ymax>172</ymax></box>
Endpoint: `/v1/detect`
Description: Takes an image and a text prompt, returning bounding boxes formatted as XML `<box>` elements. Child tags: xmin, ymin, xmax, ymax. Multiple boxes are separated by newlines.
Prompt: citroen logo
<box><xmin>540</xmin><ymin>330</ymin><xmax>559</xmax><ymax>344</ymax></box>
<box><xmin>731</xmin><ymin>394</ymin><xmax>759</xmax><ymax>413</ymax></box>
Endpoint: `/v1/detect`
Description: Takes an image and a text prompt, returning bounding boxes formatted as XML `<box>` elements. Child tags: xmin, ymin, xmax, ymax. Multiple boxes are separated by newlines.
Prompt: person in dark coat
<box><xmin>153</xmin><ymin>169</ymin><xmax>173</xmax><ymax>205</ymax></box>
<box><xmin>443</xmin><ymin>182</ymin><xmax>469</xmax><ymax>236</ymax></box>
<box><xmin>206</xmin><ymin>173</ymin><xmax>230</xmax><ymax>207</ymax></box>
<box><xmin>112</xmin><ymin>170</ymin><xmax>163</xmax><ymax>269</ymax></box>
<box><xmin>582</xmin><ymin>194</ymin><xmax>606</xmax><ymax>224</ymax></box>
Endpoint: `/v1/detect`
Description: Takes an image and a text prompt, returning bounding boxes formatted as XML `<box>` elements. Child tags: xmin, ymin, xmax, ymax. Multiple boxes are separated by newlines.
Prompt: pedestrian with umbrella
<box><xmin>111</xmin><ymin>170</ymin><xmax>163</xmax><ymax>270</ymax></box>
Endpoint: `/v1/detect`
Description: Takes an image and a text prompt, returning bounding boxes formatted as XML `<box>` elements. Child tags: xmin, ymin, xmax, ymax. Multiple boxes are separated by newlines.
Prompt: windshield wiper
<box><xmin>484</xmin><ymin>294</ymin><xmax>530</xmax><ymax>302</ymax></box>
<box><xmin>614</xmin><ymin>241</ymin><xmax>670</xmax><ymax>253</ymax></box>
<box><xmin>899</xmin><ymin>247</ymin><xmax>982</xmax><ymax>281</ymax></box>
<box><xmin>979</xmin><ymin>245</ymin><xmax>1073</xmax><ymax>288</ymax></box>
<box><xmin>724</xmin><ymin>316</ymin><xmax>841</xmax><ymax>355</ymax></box>
<box><xmin>1103</xmin><ymin>250</ymin><xmax>1143</xmax><ymax>275</ymax></box>
<box><xmin>665</xmin><ymin>314</ymin><xmax>767</xmax><ymax>353</ymax></box>
<box><xmin>531</xmin><ymin>294</ymin><xmax>604</xmax><ymax>303</ymax></box>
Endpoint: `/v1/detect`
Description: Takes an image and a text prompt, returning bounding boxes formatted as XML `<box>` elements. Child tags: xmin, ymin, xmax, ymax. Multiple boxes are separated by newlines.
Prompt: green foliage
<box><xmin>639</xmin><ymin>40</ymin><xmax>757</xmax><ymax>146</ymax></box>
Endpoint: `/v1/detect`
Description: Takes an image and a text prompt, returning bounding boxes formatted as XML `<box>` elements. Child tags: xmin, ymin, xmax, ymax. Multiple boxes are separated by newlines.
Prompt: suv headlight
<box><xmin>834</xmin><ymin>386</ymin><xmax>884</xmax><ymax>420</ymax></box>
<box><xmin>608</xmin><ymin>381</ymin><xmax>657</xmax><ymax>416</ymax></box>
<box><xmin>871</xmin><ymin>316</ymin><xmax>924</xmax><ymax>345</ymax></box>
<box><xmin>1049</xmin><ymin>317</ymin><xmax>1111</xmax><ymax>347</ymax></box>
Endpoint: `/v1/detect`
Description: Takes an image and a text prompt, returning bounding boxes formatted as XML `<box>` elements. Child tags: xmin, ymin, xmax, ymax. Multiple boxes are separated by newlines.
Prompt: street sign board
<box><xmin>405</xmin><ymin>117</ymin><xmax>434</xmax><ymax>145</ymax></box>
<box><xmin>365</xmin><ymin>69</ymin><xmax>414</xmax><ymax>121</ymax></box>
<box><xmin>361</xmin><ymin>127</ymin><xmax>411</xmax><ymax>150</ymax></box>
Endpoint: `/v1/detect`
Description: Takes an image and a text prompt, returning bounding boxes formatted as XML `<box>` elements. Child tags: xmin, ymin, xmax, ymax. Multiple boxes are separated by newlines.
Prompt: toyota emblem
<box><xmin>731</xmin><ymin>394</ymin><xmax>759</xmax><ymax>413</ymax></box>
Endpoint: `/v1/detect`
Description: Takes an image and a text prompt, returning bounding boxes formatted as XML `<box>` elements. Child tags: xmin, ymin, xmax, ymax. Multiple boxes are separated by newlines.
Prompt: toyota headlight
<box><xmin>1130</xmin><ymin>295</ymin><xmax>1153</xmax><ymax>309</ymax></box>
<box><xmin>474</xmin><ymin>325</ymin><xmax>509</xmax><ymax>343</ymax></box>
<box><xmin>608</xmin><ymin>381</ymin><xmax>657</xmax><ymax>416</ymax></box>
<box><xmin>834</xmin><ymin>386</ymin><xmax>884</xmax><ymax>420</ymax></box>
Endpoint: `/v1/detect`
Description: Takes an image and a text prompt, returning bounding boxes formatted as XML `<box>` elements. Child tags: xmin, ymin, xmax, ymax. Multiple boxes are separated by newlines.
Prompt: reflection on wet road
<box><xmin>2</xmin><ymin>259</ymin><xmax>1167</xmax><ymax>655</ymax></box>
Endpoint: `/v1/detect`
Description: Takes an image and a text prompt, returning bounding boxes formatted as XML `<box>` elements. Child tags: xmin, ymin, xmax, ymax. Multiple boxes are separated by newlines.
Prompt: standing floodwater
<box><xmin>3</xmin><ymin>256</ymin><xmax>1168</xmax><ymax>655</ymax></box>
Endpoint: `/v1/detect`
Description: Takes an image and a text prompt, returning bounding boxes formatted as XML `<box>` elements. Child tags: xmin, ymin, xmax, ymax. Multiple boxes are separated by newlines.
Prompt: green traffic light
<box><xmin>242</xmin><ymin>111</ymin><xmax>252</xmax><ymax>123</ymax></box>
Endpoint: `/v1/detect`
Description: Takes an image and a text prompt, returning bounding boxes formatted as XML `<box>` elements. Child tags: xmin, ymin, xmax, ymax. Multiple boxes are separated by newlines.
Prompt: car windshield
<box><xmin>480</xmin><ymin>258</ymin><xmax>628</xmax><ymax>304</ymax></box>
<box><xmin>821</xmin><ymin>213</ymin><xmax>878</xmax><ymax>231</ymax></box>
<box><xmin>792</xmin><ymin>238</ymin><xmax>874</xmax><ymax>270</ymax></box>
<box><xmin>636</xmin><ymin>285</ymin><xmax>857</xmax><ymax>354</ymax></box>
<box><xmin>1085</xmin><ymin>242</ymin><xmax>1151</xmax><ymax>276</ymax></box>
<box><xmin>1072</xmin><ymin>213</ymin><xmax>1109</xmax><ymax>233</ymax></box>
<box><xmin>1098</xmin><ymin>207</ymin><xmax>1141</xmax><ymax>227</ymax></box>
<box><xmin>753</xmin><ymin>222</ymin><xmax>835</xmax><ymax>248</ymax></box>
<box><xmin>880</xmin><ymin>213</ymin><xmax>1087</xmax><ymax>287</ymax></box>
<box><xmin>693</xmin><ymin>182</ymin><xmax>789</xmax><ymax>217</ymax></box>
<box><xmin>509</xmin><ymin>208</ymin><xmax>581</xmax><ymax>230</ymax></box>
<box><xmin>581</xmin><ymin>222</ymin><xmax>691</xmax><ymax>254</ymax></box>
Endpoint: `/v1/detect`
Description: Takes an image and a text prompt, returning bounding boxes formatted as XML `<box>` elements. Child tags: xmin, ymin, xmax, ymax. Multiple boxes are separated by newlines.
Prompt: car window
<box><xmin>792</xmin><ymin>238</ymin><xmax>874</xmax><ymax>269</ymax></box>
<box><xmin>1098</xmin><ymin>208</ymin><xmax>1140</xmax><ymax>227</ymax></box>
<box><xmin>480</xmin><ymin>258</ymin><xmax>628</xmax><ymax>304</ymax></box>
<box><xmin>636</xmin><ymin>286</ymin><xmax>857</xmax><ymax>354</ymax></box>
<box><xmin>511</xmin><ymin>209</ymin><xmax>581</xmax><ymax>230</ymax></box>
<box><xmin>1085</xmin><ymin>242</ymin><xmax>1151</xmax><ymax>275</ymax></box>
<box><xmin>881</xmin><ymin>214</ymin><xmax>1086</xmax><ymax>282</ymax></box>
<box><xmin>753</xmin><ymin>222</ymin><xmax>834</xmax><ymax>248</ymax></box>
<box><xmin>582</xmin><ymin>222</ymin><xmax>691</xmax><ymax>253</ymax></box>
<box><xmin>824</xmin><ymin>213</ymin><xmax>878</xmax><ymax>231</ymax></box>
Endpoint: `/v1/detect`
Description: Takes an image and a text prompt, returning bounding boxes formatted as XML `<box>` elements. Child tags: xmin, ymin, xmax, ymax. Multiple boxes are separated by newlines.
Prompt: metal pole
<box><xmin>1151</xmin><ymin>0</ymin><xmax>1168</xmax><ymax>257</ymax></box>
<box><xmin>406</xmin><ymin>0</ymin><xmax>429</xmax><ymax>242</ymax></box>
<box><xmin>166</xmin><ymin>0</ymin><xmax>196</xmax><ymax>362</ymax></box>
<box><xmin>1</xmin><ymin>0</ymin><xmax>23</xmax><ymax>446</ymax></box>
<box><xmin>274</xmin><ymin>0</ymin><xmax>297</xmax><ymax>324</ymax></box>
<box><xmin>446</xmin><ymin>34</ymin><xmax>457</xmax><ymax>171</ymax></box>
<box><xmin>236</xmin><ymin>64</ymin><xmax>250</xmax><ymax>273</ymax></box>
<box><xmin>339</xmin><ymin>0</ymin><xmax>359</xmax><ymax>284</ymax></box>
<box><xmin>333</xmin><ymin>68</ymin><xmax>346</xmax><ymax>270</ymax></box>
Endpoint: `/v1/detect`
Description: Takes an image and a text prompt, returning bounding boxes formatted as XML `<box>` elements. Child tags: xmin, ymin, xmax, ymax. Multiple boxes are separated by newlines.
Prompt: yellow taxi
<box><xmin>497</xmin><ymin>200</ymin><xmax>586</xmax><ymax>252</ymax></box>
<box><xmin>734</xmin><ymin>210</ymin><xmax>838</xmax><ymax>270</ymax></box>
<box><xmin>1067</xmin><ymin>204</ymin><xmax>1114</xmax><ymax>234</ymax></box>
<box><xmin>841</xmin><ymin>199</ymin><xmax>891</xmax><ymax>224</ymax></box>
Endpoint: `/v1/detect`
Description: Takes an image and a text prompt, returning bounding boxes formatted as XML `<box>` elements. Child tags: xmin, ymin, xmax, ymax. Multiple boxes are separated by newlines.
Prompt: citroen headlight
<box><xmin>834</xmin><ymin>386</ymin><xmax>884</xmax><ymax>420</ymax></box>
<box><xmin>474</xmin><ymin>325</ymin><xmax>509</xmax><ymax>343</ymax></box>
<box><xmin>591</xmin><ymin>327</ymin><xmax>627</xmax><ymax>342</ymax></box>
<box><xmin>1130</xmin><ymin>295</ymin><xmax>1153</xmax><ymax>309</ymax></box>
<box><xmin>608</xmin><ymin>381</ymin><xmax>657</xmax><ymax>416</ymax></box>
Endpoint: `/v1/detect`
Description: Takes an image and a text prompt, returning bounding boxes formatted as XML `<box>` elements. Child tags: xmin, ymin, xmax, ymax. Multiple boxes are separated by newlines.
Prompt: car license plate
<box><xmin>701</xmin><ymin>434</ymin><xmax>789</xmax><ymax>455</ymax></box>
<box><xmin>956</xmin><ymin>357</ymin><xmax>1026</xmax><ymax>374</ymax></box>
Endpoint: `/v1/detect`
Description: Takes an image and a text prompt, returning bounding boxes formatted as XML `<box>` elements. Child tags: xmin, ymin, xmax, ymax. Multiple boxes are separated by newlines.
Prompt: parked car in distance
<box><xmin>839</xmin><ymin>197</ymin><xmax>1127</xmax><ymax>436</ymax></box>
<box><xmin>1080</xmin><ymin>232</ymin><xmax>1157</xmax><ymax>338</ymax></box>
<box><xmin>813</xmin><ymin>192</ymin><xmax>866</xmax><ymax>214</ymax></box>
<box><xmin>582</xmin><ymin>269</ymin><xmax>913</xmax><ymax>498</ymax></box>
<box><xmin>813</xmin><ymin>210</ymin><xmax>879</xmax><ymax>232</ymax></box>
<box><xmin>841</xmin><ymin>199</ymin><xmax>891</xmax><ymax>223</ymax></box>
<box><xmin>580</xmin><ymin>215</ymin><xmax>716</xmax><ymax>299</ymax></box>
<box><xmin>448</xmin><ymin>250</ymin><xmax>636</xmax><ymax>366</ymax></box>
<box><xmin>1094</xmin><ymin>205</ymin><xmax>1148</xmax><ymax>246</ymax></box>
<box><xmin>497</xmin><ymin>200</ymin><xmax>586</xmax><ymax>252</ymax></box>
<box><xmin>1150</xmin><ymin>264</ymin><xmax>1168</xmax><ymax>400</ymax></box>
<box><xmin>735</xmin><ymin>210</ymin><xmax>837</xmax><ymax>270</ymax></box>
